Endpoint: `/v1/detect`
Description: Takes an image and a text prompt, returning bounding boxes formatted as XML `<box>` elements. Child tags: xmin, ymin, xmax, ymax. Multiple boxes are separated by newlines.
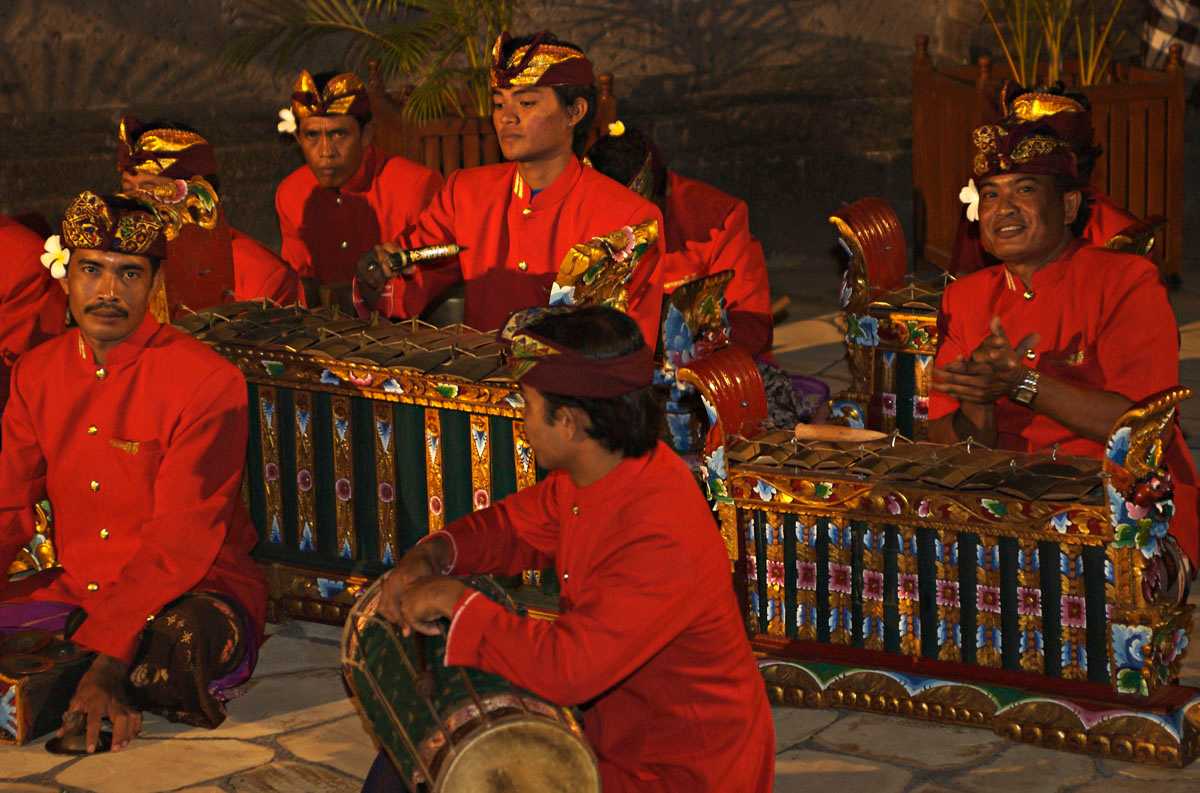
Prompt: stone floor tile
<box><xmin>773</xmin><ymin>749</ymin><xmax>911</xmax><ymax>793</ymax></box>
<box><xmin>1074</xmin><ymin>776</ymin><xmax>1200</xmax><ymax>793</ymax></box>
<box><xmin>175</xmin><ymin>788</ymin><xmax>228</xmax><ymax>793</ymax></box>
<box><xmin>908</xmin><ymin>785</ymin><xmax>963</xmax><ymax>793</ymax></box>
<box><xmin>813</xmin><ymin>712</ymin><xmax>1008</xmax><ymax>769</ymax></box>
<box><xmin>0</xmin><ymin>785</ymin><xmax>63</xmax><ymax>792</ymax></box>
<box><xmin>140</xmin><ymin>668</ymin><xmax>354</xmax><ymax>739</ymax></box>
<box><xmin>227</xmin><ymin>761</ymin><xmax>359</xmax><ymax>793</ymax></box>
<box><xmin>277</xmin><ymin>715</ymin><xmax>377</xmax><ymax>779</ymax></box>
<box><xmin>252</xmin><ymin>633</ymin><xmax>341</xmax><ymax>677</ymax></box>
<box><xmin>55</xmin><ymin>739</ymin><xmax>273</xmax><ymax>793</ymax></box>
<box><xmin>772</xmin><ymin>707</ymin><xmax>840</xmax><ymax>751</ymax></box>
<box><xmin>0</xmin><ymin>739</ymin><xmax>77</xmax><ymax>779</ymax></box>
<box><xmin>268</xmin><ymin>619</ymin><xmax>344</xmax><ymax>645</ymax></box>
<box><xmin>950</xmin><ymin>743</ymin><xmax>1098</xmax><ymax>793</ymax></box>
<box><xmin>1094</xmin><ymin>757</ymin><xmax>1200</xmax><ymax>782</ymax></box>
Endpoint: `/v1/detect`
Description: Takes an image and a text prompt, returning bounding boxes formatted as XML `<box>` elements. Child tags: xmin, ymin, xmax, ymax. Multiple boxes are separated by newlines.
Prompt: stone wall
<box><xmin>0</xmin><ymin>0</ymin><xmax>1129</xmax><ymax>270</ymax></box>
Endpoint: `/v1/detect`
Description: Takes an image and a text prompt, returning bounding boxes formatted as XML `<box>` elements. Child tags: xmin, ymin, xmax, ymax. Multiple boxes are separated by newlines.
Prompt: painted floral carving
<box><xmin>845</xmin><ymin>314</ymin><xmax>880</xmax><ymax>347</ymax></box>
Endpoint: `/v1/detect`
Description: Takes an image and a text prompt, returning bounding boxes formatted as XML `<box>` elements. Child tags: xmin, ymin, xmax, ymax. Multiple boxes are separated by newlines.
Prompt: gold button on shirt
<box><xmin>99</xmin><ymin>528</ymin><xmax>110</xmax><ymax>539</ymax></box>
<box><xmin>90</xmin><ymin>480</ymin><xmax>100</xmax><ymax>492</ymax></box>
<box><xmin>87</xmin><ymin>425</ymin><xmax>98</xmax><ymax>435</ymax></box>
<box><xmin>95</xmin><ymin>368</ymin><xmax>107</xmax><ymax>380</ymax></box>
<box><xmin>517</xmin><ymin>260</ymin><xmax>528</xmax><ymax>271</ymax></box>
<box><xmin>86</xmin><ymin>582</ymin><xmax>100</xmax><ymax>592</ymax></box>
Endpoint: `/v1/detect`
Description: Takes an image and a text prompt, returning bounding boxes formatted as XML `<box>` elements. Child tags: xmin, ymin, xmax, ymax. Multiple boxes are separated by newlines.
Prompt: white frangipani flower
<box><xmin>959</xmin><ymin>178</ymin><xmax>980</xmax><ymax>223</ymax></box>
<box><xmin>40</xmin><ymin>235</ymin><xmax>70</xmax><ymax>279</ymax></box>
<box><xmin>277</xmin><ymin>107</ymin><xmax>297</xmax><ymax>135</ymax></box>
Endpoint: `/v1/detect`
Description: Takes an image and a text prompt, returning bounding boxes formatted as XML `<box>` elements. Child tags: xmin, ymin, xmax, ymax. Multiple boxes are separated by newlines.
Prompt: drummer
<box><xmin>354</xmin><ymin>31</ymin><xmax>665</xmax><ymax>346</ymax></box>
<box><xmin>929</xmin><ymin>94</ymin><xmax>1200</xmax><ymax>569</ymax></box>
<box><xmin>371</xmin><ymin>305</ymin><xmax>774</xmax><ymax>793</ymax></box>
<box><xmin>0</xmin><ymin>191</ymin><xmax>267</xmax><ymax>751</ymax></box>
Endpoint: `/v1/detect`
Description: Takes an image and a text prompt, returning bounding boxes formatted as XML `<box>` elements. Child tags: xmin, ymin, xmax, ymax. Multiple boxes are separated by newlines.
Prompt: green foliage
<box><xmin>979</xmin><ymin>0</ymin><xmax>1126</xmax><ymax>87</ymax></box>
<box><xmin>224</xmin><ymin>0</ymin><xmax>518</xmax><ymax>122</ymax></box>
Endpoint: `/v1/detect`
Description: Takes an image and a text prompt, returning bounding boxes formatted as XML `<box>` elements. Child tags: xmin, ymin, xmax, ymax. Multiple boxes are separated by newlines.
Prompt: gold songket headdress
<box><xmin>116</xmin><ymin>116</ymin><xmax>219</xmax><ymax>179</ymax></box>
<box><xmin>290</xmin><ymin>71</ymin><xmax>371</xmax><ymax>122</ymax></box>
<box><xmin>490</xmin><ymin>31</ymin><xmax>595</xmax><ymax>89</ymax></box>
<box><xmin>59</xmin><ymin>182</ymin><xmax>219</xmax><ymax>262</ymax></box>
<box><xmin>971</xmin><ymin>85</ymin><xmax>1093</xmax><ymax>180</ymax></box>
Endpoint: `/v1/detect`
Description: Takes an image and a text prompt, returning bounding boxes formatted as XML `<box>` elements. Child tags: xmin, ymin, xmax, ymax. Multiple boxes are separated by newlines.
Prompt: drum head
<box><xmin>436</xmin><ymin>716</ymin><xmax>600</xmax><ymax>793</ymax></box>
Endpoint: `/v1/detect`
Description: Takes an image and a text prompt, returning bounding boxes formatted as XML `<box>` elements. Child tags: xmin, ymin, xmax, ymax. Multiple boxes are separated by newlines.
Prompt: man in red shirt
<box><xmin>0</xmin><ymin>215</ymin><xmax>65</xmax><ymax>421</ymax></box>
<box><xmin>354</xmin><ymin>32</ymin><xmax>664</xmax><ymax>344</ymax></box>
<box><xmin>0</xmin><ymin>191</ymin><xmax>267</xmax><ymax>751</ymax></box>
<box><xmin>950</xmin><ymin>86</ymin><xmax>1138</xmax><ymax>275</ymax></box>
<box><xmin>117</xmin><ymin>116</ymin><xmax>301</xmax><ymax>311</ymax></box>
<box><xmin>275</xmin><ymin>70</ymin><xmax>442</xmax><ymax>306</ymax></box>
<box><xmin>586</xmin><ymin>125</ymin><xmax>774</xmax><ymax>358</ymax></box>
<box><xmin>929</xmin><ymin>92</ymin><xmax>1199</xmax><ymax>568</ymax></box>
<box><xmin>368</xmin><ymin>305</ymin><xmax>774</xmax><ymax>793</ymax></box>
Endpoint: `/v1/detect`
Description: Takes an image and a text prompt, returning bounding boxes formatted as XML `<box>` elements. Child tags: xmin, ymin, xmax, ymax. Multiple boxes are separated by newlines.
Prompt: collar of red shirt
<box><xmin>329</xmin><ymin>145</ymin><xmax>380</xmax><ymax>195</ymax></box>
<box><xmin>1000</xmin><ymin>237</ymin><xmax>1086</xmax><ymax>293</ymax></box>
<box><xmin>74</xmin><ymin>310</ymin><xmax>162</xmax><ymax>370</ymax></box>
<box><xmin>564</xmin><ymin>440</ymin><xmax>662</xmax><ymax>509</ymax></box>
<box><xmin>512</xmin><ymin>156</ymin><xmax>584</xmax><ymax>211</ymax></box>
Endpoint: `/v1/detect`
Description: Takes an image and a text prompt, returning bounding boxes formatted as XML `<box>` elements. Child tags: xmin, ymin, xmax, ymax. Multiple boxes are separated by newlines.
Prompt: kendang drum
<box><xmin>342</xmin><ymin>575</ymin><xmax>599</xmax><ymax>792</ymax></box>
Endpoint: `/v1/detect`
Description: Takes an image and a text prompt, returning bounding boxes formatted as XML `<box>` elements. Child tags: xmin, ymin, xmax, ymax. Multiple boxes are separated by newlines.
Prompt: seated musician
<box><xmin>586</xmin><ymin>124</ymin><xmax>774</xmax><ymax>359</ymax></box>
<box><xmin>370</xmin><ymin>305</ymin><xmax>774</xmax><ymax>793</ymax></box>
<box><xmin>354</xmin><ymin>32</ymin><xmax>666</xmax><ymax>346</ymax></box>
<box><xmin>951</xmin><ymin>85</ymin><xmax>1137</xmax><ymax>275</ymax></box>
<box><xmin>117</xmin><ymin>116</ymin><xmax>301</xmax><ymax>309</ymax></box>
<box><xmin>0</xmin><ymin>192</ymin><xmax>267</xmax><ymax>750</ymax></box>
<box><xmin>1</xmin><ymin>214</ymin><xmax>65</xmax><ymax>423</ymax></box>
<box><xmin>275</xmin><ymin>70</ymin><xmax>443</xmax><ymax>306</ymax></box>
<box><xmin>929</xmin><ymin>95</ymin><xmax>1200</xmax><ymax>569</ymax></box>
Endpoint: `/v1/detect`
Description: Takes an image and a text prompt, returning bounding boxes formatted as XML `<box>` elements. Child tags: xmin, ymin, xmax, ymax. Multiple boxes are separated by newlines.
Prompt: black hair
<box><xmin>499</xmin><ymin>33</ymin><xmax>596</xmax><ymax>156</ymax></box>
<box><xmin>1055</xmin><ymin>174</ymin><xmax>1092</xmax><ymax>237</ymax></box>
<box><xmin>311</xmin><ymin>70</ymin><xmax>373</xmax><ymax>127</ymax></box>
<box><xmin>586</xmin><ymin>125</ymin><xmax>668</xmax><ymax>198</ymax></box>
<box><xmin>132</xmin><ymin>118</ymin><xmax>221</xmax><ymax>193</ymax></box>
<box><xmin>525</xmin><ymin>306</ymin><xmax>663</xmax><ymax>458</ymax></box>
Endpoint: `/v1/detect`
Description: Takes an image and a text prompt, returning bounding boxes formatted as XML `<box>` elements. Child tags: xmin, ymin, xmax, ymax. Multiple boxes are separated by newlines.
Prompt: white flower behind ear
<box><xmin>959</xmin><ymin>178</ymin><xmax>980</xmax><ymax>222</ymax></box>
<box><xmin>40</xmin><ymin>235</ymin><xmax>70</xmax><ymax>279</ymax></box>
<box><xmin>277</xmin><ymin>107</ymin><xmax>297</xmax><ymax>135</ymax></box>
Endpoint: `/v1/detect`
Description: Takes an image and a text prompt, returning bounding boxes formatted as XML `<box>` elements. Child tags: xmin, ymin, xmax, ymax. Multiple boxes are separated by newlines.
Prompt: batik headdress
<box><xmin>490</xmin><ymin>31</ymin><xmax>595</xmax><ymax>89</ymax></box>
<box><xmin>290</xmin><ymin>70</ymin><xmax>371</xmax><ymax>122</ymax></box>
<box><xmin>498</xmin><ymin>307</ymin><xmax>654</xmax><ymax>398</ymax></box>
<box><xmin>116</xmin><ymin>116</ymin><xmax>219</xmax><ymax>180</ymax></box>
<box><xmin>970</xmin><ymin>85</ymin><xmax>1093</xmax><ymax>180</ymax></box>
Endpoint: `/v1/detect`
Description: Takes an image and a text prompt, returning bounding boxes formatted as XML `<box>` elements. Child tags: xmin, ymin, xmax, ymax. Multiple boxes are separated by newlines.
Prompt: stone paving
<box><xmin>5</xmin><ymin>261</ymin><xmax>1200</xmax><ymax>791</ymax></box>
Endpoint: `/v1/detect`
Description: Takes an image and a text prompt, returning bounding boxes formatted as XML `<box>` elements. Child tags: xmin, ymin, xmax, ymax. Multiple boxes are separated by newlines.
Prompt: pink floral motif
<box><xmin>767</xmin><ymin>560</ymin><xmax>785</xmax><ymax>587</ymax></box>
<box><xmin>1061</xmin><ymin>595</ymin><xmax>1086</xmax><ymax>629</ymax></box>
<box><xmin>296</xmin><ymin>469</ymin><xmax>313</xmax><ymax>492</ymax></box>
<box><xmin>377</xmin><ymin>482</ymin><xmax>395</xmax><ymax>503</ymax></box>
<box><xmin>611</xmin><ymin>226</ymin><xmax>636</xmax><ymax>262</ymax></box>
<box><xmin>863</xmin><ymin>570</ymin><xmax>884</xmax><ymax>601</ymax></box>
<box><xmin>917</xmin><ymin>499</ymin><xmax>932</xmax><ymax>518</ymax></box>
<box><xmin>898</xmin><ymin>573</ymin><xmax>919</xmax><ymax>601</ymax></box>
<box><xmin>976</xmin><ymin>585</ymin><xmax>1001</xmax><ymax>614</ymax></box>
<box><xmin>429</xmin><ymin>495</ymin><xmax>443</xmax><ymax>516</ymax></box>
<box><xmin>884</xmin><ymin>494</ymin><xmax>902</xmax><ymax>515</ymax></box>
<box><xmin>881</xmin><ymin>392</ymin><xmax>897</xmax><ymax>418</ymax></box>
<box><xmin>829</xmin><ymin>563</ymin><xmax>853</xmax><ymax>594</ymax></box>
<box><xmin>474</xmin><ymin>489</ymin><xmax>490</xmax><ymax>509</ymax></box>
<box><xmin>264</xmin><ymin>462</ymin><xmax>280</xmax><ymax>482</ymax></box>
<box><xmin>1125</xmin><ymin>501</ymin><xmax>1150</xmax><ymax>520</ymax></box>
<box><xmin>797</xmin><ymin>561</ymin><xmax>817</xmax><ymax>591</ymax></box>
<box><xmin>936</xmin><ymin>579</ymin><xmax>960</xmax><ymax>608</ymax></box>
<box><xmin>347</xmin><ymin>371</ymin><xmax>374</xmax><ymax>387</ymax></box>
<box><xmin>1018</xmin><ymin>586</ymin><xmax>1042</xmax><ymax>617</ymax></box>
<box><xmin>335</xmin><ymin>478</ymin><xmax>352</xmax><ymax>502</ymax></box>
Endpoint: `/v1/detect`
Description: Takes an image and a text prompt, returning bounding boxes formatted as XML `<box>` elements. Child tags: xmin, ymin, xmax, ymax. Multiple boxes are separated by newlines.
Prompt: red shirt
<box><xmin>0</xmin><ymin>314</ymin><xmax>267</xmax><ymax>662</ymax></box>
<box><xmin>664</xmin><ymin>172</ymin><xmax>773</xmax><ymax>357</ymax></box>
<box><xmin>441</xmin><ymin>442</ymin><xmax>774</xmax><ymax>793</ymax></box>
<box><xmin>275</xmin><ymin>146</ymin><xmax>442</xmax><ymax>284</ymax></box>
<box><xmin>0</xmin><ymin>216</ymin><xmax>66</xmax><ymax>417</ymax></box>
<box><xmin>931</xmin><ymin>241</ymin><xmax>1199</xmax><ymax>563</ymax></box>
<box><xmin>951</xmin><ymin>190</ymin><xmax>1138</xmax><ymax>275</ymax></box>
<box><xmin>359</xmin><ymin>157</ymin><xmax>665</xmax><ymax>344</ymax></box>
<box><xmin>231</xmin><ymin>228</ymin><xmax>301</xmax><ymax>306</ymax></box>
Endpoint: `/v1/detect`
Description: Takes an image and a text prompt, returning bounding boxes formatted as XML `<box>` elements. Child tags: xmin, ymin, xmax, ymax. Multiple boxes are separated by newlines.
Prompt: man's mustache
<box><xmin>84</xmin><ymin>303</ymin><xmax>128</xmax><ymax>317</ymax></box>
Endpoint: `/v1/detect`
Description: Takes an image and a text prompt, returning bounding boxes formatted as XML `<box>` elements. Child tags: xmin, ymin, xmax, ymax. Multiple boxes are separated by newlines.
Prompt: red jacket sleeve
<box><xmin>0</xmin><ymin>357</ymin><xmax>46</xmax><ymax>577</ymax></box>
<box><xmin>442</xmin><ymin>475</ymin><xmax>561</xmax><ymax>575</ymax></box>
<box><xmin>928</xmin><ymin>279</ymin><xmax>971</xmax><ymax>421</ymax></box>
<box><xmin>275</xmin><ymin>183</ymin><xmax>313</xmax><ymax>279</ymax></box>
<box><xmin>712</xmin><ymin>201</ymin><xmax>772</xmax><ymax>357</ymax></box>
<box><xmin>231</xmin><ymin>232</ymin><xmax>301</xmax><ymax>306</ymax></box>
<box><xmin>1093</xmin><ymin>258</ymin><xmax>1180</xmax><ymax>402</ymax></box>
<box><xmin>444</xmin><ymin>511</ymin><xmax>703</xmax><ymax>706</ymax></box>
<box><xmin>69</xmin><ymin>366</ymin><xmax>253</xmax><ymax>662</ymax></box>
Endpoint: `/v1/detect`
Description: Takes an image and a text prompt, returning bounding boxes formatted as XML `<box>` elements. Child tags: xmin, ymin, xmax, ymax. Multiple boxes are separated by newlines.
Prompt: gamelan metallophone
<box><xmin>179</xmin><ymin>303</ymin><xmax>537</xmax><ymax>624</ymax></box>
<box><xmin>721</xmin><ymin>388</ymin><xmax>1198</xmax><ymax>766</ymax></box>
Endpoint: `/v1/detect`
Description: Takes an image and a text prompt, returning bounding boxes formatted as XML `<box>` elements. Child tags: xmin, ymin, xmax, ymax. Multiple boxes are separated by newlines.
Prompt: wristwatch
<box><xmin>1010</xmin><ymin>368</ymin><xmax>1041</xmax><ymax>407</ymax></box>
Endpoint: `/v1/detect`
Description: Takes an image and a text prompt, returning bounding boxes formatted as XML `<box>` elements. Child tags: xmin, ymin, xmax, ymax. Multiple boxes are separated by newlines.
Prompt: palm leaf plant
<box><xmin>978</xmin><ymin>0</ymin><xmax>1127</xmax><ymax>87</ymax></box>
<box><xmin>224</xmin><ymin>0</ymin><xmax>519</xmax><ymax>122</ymax></box>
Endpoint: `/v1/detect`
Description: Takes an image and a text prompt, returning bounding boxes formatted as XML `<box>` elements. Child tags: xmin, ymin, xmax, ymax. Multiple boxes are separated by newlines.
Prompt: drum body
<box><xmin>342</xmin><ymin>576</ymin><xmax>599</xmax><ymax>792</ymax></box>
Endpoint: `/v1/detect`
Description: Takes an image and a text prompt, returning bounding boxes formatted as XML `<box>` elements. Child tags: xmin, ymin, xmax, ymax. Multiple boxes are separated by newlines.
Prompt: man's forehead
<box><xmin>73</xmin><ymin>248</ymin><xmax>152</xmax><ymax>269</ymax></box>
<box><xmin>979</xmin><ymin>173</ymin><xmax>1045</xmax><ymax>188</ymax></box>
<box><xmin>298</xmin><ymin>115</ymin><xmax>358</xmax><ymax>133</ymax></box>
<box><xmin>493</xmin><ymin>86</ymin><xmax>551</xmax><ymax>99</ymax></box>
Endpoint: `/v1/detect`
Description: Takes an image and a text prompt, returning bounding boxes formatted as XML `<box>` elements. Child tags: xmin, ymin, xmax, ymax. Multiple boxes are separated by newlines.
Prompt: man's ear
<box><xmin>1063</xmin><ymin>189</ymin><xmax>1083</xmax><ymax>226</ymax></box>
<box><xmin>567</xmin><ymin>97</ymin><xmax>589</xmax><ymax>130</ymax></box>
<box><xmin>361</xmin><ymin>119</ymin><xmax>374</xmax><ymax>147</ymax></box>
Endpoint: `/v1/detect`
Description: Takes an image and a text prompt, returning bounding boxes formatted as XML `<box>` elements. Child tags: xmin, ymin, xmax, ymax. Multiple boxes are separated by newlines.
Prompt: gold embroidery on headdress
<box><xmin>62</xmin><ymin>192</ymin><xmax>113</xmax><ymax>250</ymax></box>
<box><xmin>290</xmin><ymin>71</ymin><xmax>368</xmax><ymax>120</ymax></box>
<box><xmin>498</xmin><ymin>45</ymin><xmax>586</xmax><ymax>87</ymax></box>
<box><xmin>1011</xmin><ymin>135</ymin><xmax>1072</xmax><ymax>164</ymax></box>
<box><xmin>112</xmin><ymin>212</ymin><xmax>163</xmax><ymax>254</ymax></box>
<box><xmin>1007</xmin><ymin>92</ymin><xmax>1084</xmax><ymax>122</ymax></box>
<box><xmin>151</xmin><ymin>177</ymin><xmax>220</xmax><ymax>240</ymax></box>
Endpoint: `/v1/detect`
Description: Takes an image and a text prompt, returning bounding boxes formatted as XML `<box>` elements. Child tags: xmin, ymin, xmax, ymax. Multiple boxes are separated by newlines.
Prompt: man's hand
<box><xmin>377</xmin><ymin>534</ymin><xmax>454</xmax><ymax>627</ymax></box>
<box><xmin>933</xmin><ymin>316</ymin><xmax>1039</xmax><ymax>404</ymax></box>
<box><xmin>395</xmin><ymin>576</ymin><xmax>469</xmax><ymax>637</ymax></box>
<box><xmin>60</xmin><ymin>654</ymin><xmax>141</xmax><ymax>753</ymax></box>
<box><xmin>356</xmin><ymin>243</ymin><xmax>413</xmax><ymax>291</ymax></box>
